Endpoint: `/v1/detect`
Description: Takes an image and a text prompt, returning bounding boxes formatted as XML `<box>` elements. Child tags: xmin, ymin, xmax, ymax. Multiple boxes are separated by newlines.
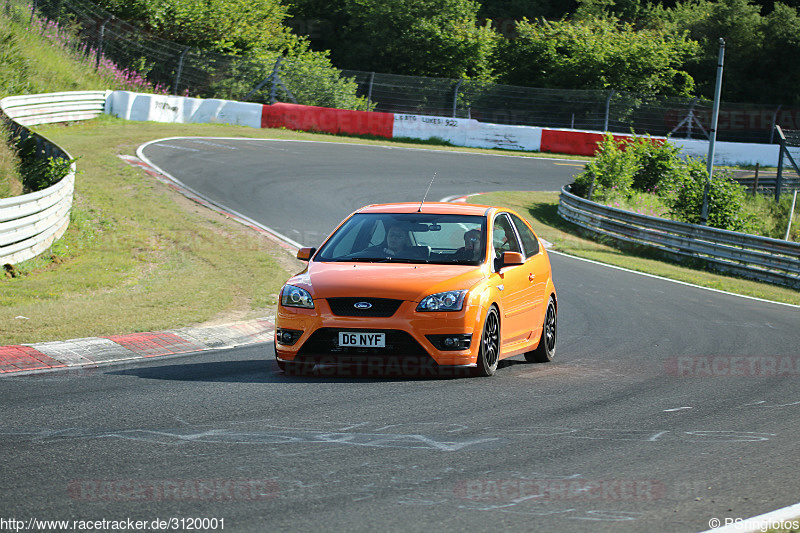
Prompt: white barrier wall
<box><xmin>393</xmin><ymin>114</ymin><xmax>544</xmax><ymax>152</ymax></box>
<box><xmin>671</xmin><ymin>138</ymin><xmax>780</xmax><ymax>167</ymax></box>
<box><xmin>393</xmin><ymin>113</ymin><xmax>779</xmax><ymax>166</ymax></box>
<box><xmin>105</xmin><ymin>91</ymin><xmax>263</xmax><ymax>129</ymax></box>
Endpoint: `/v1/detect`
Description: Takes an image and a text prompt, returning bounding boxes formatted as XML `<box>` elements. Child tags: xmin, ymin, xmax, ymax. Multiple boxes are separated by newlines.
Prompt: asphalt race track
<box><xmin>1</xmin><ymin>138</ymin><xmax>798</xmax><ymax>532</ymax></box>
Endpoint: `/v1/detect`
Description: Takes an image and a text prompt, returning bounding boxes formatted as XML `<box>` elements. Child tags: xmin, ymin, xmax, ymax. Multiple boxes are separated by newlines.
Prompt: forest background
<box><xmin>89</xmin><ymin>0</ymin><xmax>800</xmax><ymax>106</ymax></box>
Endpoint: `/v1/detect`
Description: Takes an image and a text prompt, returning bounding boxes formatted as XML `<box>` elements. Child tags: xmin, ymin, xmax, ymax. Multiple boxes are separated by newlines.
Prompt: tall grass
<box><xmin>0</xmin><ymin>5</ymin><xmax>167</xmax><ymax>198</ymax></box>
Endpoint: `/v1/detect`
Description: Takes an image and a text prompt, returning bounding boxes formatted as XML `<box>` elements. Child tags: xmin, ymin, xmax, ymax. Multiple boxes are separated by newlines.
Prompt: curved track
<box><xmin>1</xmin><ymin>138</ymin><xmax>798</xmax><ymax>532</ymax></box>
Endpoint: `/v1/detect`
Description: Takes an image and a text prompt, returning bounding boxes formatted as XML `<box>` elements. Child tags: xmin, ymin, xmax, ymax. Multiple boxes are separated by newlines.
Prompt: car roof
<box><xmin>357</xmin><ymin>202</ymin><xmax>496</xmax><ymax>217</ymax></box>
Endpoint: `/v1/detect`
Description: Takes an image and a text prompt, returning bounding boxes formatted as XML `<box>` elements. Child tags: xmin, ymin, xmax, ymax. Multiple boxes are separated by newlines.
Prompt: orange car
<box><xmin>274</xmin><ymin>202</ymin><xmax>557</xmax><ymax>377</ymax></box>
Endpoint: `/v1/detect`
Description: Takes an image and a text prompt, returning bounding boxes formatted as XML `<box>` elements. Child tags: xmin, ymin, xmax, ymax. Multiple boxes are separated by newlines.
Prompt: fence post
<box><xmin>452</xmin><ymin>79</ymin><xmax>462</xmax><ymax>118</ymax></box>
<box><xmin>603</xmin><ymin>90</ymin><xmax>614</xmax><ymax>132</ymax></box>
<box><xmin>29</xmin><ymin>0</ymin><xmax>36</xmax><ymax>26</ymax></box>
<box><xmin>776</xmin><ymin>125</ymin><xmax>786</xmax><ymax>202</ymax></box>
<box><xmin>269</xmin><ymin>57</ymin><xmax>282</xmax><ymax>104</ymax></box>
<box><xmin>769</xmin><ymin>105</ymin><xmax>782</xmax><ymax>144</ymax></box>
<box><xmin>752</xmin><ymin>163</ymin><xmax>759</xmax><ymax>196</ymax></box>
<box><xmin>96</xmin><ymin>16</ymin><xmax>113</xmax><ymax>69</ymax></box>
<box><xmin>243</xmin><ymin>56</ymin><xmax>295</xmax><ymax>104</ymax></box>
<box><xmin>173</xmin><ymin>46</ymin><xmax>191</xmax><ymax>96</ymax></box>
<box><xmin>367</xmin><ymin>72</ymin><xmax>375</xmax><ymax>110</ymax></box>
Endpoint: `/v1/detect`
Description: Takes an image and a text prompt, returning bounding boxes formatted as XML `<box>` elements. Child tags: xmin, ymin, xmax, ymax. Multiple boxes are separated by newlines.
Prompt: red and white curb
<box><xmin>0</xmin><ymin>318</ymin><xmax>275</xmax><ymax>375</ymax></box>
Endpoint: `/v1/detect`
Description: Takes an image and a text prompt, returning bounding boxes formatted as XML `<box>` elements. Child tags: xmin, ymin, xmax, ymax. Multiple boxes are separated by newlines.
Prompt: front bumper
<box><xmin>275</xmin><ymin>298</ymin><xmax>484</xmax><ymax>368</ymax></box>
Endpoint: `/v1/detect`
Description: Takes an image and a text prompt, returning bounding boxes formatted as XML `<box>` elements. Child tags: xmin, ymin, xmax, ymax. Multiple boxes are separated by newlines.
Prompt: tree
<box><xmin>95</xmin><ymin>0</ymin><xmax>299</xmax><ymax>56</ymax></box>
<box><xmin>495</xmin><ymin>17</ymin><xmax>698</xmax><ymax>95</ymax></box>
<box><xmin>334</xmin><ymin>0</ymin><xmax>499</xmax><ymax>79</ymax></box>
<box><xmin>760</xmin><ymin>3</ymin><xmax>800</xmax><ymax>104</ymax></box>
<box><xmin>666</xmin><ymin>0</ymin><xmax>765</xmax><ymax>101</ymax></box>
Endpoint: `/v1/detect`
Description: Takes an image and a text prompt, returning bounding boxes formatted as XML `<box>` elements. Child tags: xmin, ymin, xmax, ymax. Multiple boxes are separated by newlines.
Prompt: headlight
<box><xmin>281</xmin><ymin>285</ymin><xmax>314</xmax><ymax>309</ymax></box>
<box><xmin>416</xmin><ymin>290</ymin><xmax>467</xmax><ymax>312</ymax></box>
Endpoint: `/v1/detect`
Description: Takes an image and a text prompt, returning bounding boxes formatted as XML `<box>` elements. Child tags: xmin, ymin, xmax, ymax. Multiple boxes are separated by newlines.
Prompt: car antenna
<box><xmin>418</xmin><ymin>172</ymin><xmax>437</xmax><ymax>212</ymax></box>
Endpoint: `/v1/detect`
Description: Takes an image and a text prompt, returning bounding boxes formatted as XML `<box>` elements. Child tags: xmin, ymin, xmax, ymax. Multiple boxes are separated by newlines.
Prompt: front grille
<box><xmin>326</xmin><ymin>298</ymin><xmax>403</xmax><ymax>317</ymax></box>
<box><xmin>298</xmin><ymin>328</ymin><xmax>428</xmax><ymax>358</ymax></box>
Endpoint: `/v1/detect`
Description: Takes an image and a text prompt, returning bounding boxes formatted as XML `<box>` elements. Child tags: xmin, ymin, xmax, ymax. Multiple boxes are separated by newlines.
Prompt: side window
<box><xmin>492</xmin><ymin>214</ymin><xmax>521</xmax><ymax>259</ymax></box>
<box><xmin>510</xmin><ymin>213</ymin><xmax>540</xmax><ymax>258</ymax></box>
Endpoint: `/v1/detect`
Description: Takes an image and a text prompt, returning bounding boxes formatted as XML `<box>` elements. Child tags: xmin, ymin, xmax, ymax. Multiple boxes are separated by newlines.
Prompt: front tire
<box><xmin>525</xmin><ymin>296</ymin><xmax>556</xmax><ymax>363</ymax></box>
<box><xmin>475</xmin><ymin>307</ymin><xmax>500</xmax><ymax>377</ymax></box>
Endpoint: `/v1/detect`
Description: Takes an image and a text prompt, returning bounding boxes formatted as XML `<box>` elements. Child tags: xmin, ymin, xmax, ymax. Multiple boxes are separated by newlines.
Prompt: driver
<box><xmin>382</xmin><ymin>225</ymin><xmax>412</xmax><ymax>256</ymax></box>
<box><xmin>456</xmin><ymin>229</ymin><xmax>483</xmax><ymax>261</ymax></box>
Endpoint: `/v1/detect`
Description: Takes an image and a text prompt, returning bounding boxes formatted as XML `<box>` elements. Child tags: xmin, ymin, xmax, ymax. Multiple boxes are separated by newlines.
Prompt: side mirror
<box><xmin>296</xmin><ymin>247</ymin><xmax>316</xmax><ymax>261</ymax></box>
<box><xmin>501</xmin><ymin>251</ymin><xmax>524</xmax><ymax>267</ymax></box>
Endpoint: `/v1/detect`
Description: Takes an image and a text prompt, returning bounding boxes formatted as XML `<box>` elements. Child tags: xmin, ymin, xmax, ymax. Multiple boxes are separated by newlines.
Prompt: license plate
<box><xmin>338</xmin><ymin>331</ymin><xmax>386</xmax><ymax>348</ymax></box>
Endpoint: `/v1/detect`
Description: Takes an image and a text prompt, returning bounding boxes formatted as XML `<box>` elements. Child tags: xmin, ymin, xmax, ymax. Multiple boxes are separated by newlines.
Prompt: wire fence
<box><xmin>9</xmin><ymin>0</ymin><xmax>800</xmax><ymax>145</ymax></box>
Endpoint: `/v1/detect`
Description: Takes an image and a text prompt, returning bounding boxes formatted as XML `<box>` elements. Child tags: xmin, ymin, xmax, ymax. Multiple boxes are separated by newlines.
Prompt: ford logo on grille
<box><xmin>354</xmin><ymin>301</ymin><xmax>373</xmax><ymax>309</ymax></box>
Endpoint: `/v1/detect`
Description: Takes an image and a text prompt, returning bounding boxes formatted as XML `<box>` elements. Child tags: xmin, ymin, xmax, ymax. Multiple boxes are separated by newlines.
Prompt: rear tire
<box><xmin>475</xmin><ymin>307</ymin><xmax>500</xmax><ymax>377</ymax></box>
<box><xmin>525</xmin><ymin>296</ymin><xmax>556</xmax><ymax>363</ymax></box>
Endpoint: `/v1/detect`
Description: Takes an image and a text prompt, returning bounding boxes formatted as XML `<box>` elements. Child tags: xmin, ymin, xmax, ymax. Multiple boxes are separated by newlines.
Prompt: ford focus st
<box><xmin>274</xmin><ymin>202</ymin><xmax>557</xmax><ymax>377</ymax></box>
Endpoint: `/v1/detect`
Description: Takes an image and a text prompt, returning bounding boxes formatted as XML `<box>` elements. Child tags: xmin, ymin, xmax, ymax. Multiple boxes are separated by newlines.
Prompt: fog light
<box><xmin>426</xmin><ymin>334</ymin><xmax>472</xmax><ymax>351</ymax></box>
<box><xmin>276</xmin><ymin>328</ymin><xmax>303</xmax><ymax>346</ymax></box>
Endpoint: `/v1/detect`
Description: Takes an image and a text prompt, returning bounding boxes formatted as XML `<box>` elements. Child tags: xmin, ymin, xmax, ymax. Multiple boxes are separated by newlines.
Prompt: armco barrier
<box><xmin>0</xmin><ymin>91</ymin><xmax>108</xmax><ymax>264</ymax></box>
<box><xmin>558</xmin><ymin>186</ymin><xmax>800</xmax><ymax>288</ymax></box>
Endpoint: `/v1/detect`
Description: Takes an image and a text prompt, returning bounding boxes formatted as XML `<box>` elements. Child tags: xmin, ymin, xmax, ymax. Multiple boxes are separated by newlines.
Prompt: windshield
<box><xmin>315</xmin><ymin>213</ymin><xmax>487</xmax><ymax>265</ymax></box>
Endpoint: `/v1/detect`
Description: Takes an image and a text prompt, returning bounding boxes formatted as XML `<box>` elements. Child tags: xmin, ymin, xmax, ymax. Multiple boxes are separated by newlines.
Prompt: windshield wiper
<box><xmin>330</xmin><ymin>255</ymin><xmax>398</xmax><ymax>262</ymax></box>
<box><xmin>381</xmin><ymin>258</ymin><xmax>431</xmax><ymax>264</ymax></box>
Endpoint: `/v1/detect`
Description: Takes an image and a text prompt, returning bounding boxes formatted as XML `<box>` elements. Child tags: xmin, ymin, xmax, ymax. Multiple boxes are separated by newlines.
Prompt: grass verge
<box><xmin>2</xmin><ymin>117</ymin><xmax>797</xmax><ymax>346</ymax></box>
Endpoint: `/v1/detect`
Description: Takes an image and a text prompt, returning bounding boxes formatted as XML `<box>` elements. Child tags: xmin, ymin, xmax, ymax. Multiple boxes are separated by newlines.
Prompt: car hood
<box><xmin>291</xmin><ymin>262</ymin><xmax>487</xmax><ymax>302</ymax></box>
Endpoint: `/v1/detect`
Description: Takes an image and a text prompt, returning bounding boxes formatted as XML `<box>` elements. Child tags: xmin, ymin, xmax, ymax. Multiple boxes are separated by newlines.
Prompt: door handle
<box><xmin>529</xmin><ymin>273</ymin><xmax>536</xmax><ymax>282</ymax></box>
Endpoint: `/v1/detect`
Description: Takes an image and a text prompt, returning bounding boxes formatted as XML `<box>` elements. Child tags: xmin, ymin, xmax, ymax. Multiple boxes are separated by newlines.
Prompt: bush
<box><xmin>573</xmin><ymin>133</ymin><xmax>637</xmax><ymax>200</ymax></box>
<box><xmin>660</xmin><ymin>157</ymin><xmax>754</xmax><ymax>232</ymax></box>
<box><xmin>17</xmin><ymin>137</ymin><xmax>75</xmax><ymax>192</ymax></box>
<box><xmin>628</xmin><ymin>135</ymin><xmax>683</xmax><ymax>193</ymax></box>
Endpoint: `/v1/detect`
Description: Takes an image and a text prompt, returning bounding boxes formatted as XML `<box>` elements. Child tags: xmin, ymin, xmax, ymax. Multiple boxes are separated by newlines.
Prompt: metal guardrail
<box><xmin>558</xmin><ymin>186</ymin><xmax>800</xmax><ymax>289</ymax></box>
<box><xmin>0</xmin><ymin>91</ymin><xmax>109</xmax><ymax>265</ymax></box>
